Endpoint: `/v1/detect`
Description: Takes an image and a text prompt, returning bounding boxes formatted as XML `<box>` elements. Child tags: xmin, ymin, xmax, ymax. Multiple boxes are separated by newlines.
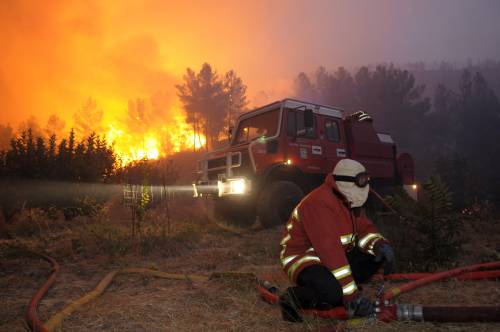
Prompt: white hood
<box><xmin>333</xmin><ymin>159</ymin><xmax>369</xmax><ymax>208</ymax></box>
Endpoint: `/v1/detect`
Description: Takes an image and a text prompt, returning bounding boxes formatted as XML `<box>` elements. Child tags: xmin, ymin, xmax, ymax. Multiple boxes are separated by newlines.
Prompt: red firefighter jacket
<box><xmin>280</xmin><ymin>175</ymin><xmax>387</xmax><ymax>302</ymax></box>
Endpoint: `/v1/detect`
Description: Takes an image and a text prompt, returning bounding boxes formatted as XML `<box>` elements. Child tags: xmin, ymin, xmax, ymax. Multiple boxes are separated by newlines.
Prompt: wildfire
<box><xmin>106</xmin><ymin>107</ymin><xmax>206</xmax><ymax>165</ymax></box>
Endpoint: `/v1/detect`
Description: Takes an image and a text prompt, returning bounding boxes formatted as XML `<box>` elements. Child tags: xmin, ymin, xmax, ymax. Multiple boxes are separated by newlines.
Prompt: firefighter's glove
<box><xmin>375</xmin><ymin>243</ymin><xmax>396</xmax><ymax>275</ymax></box>
<box><xmin>345</xmin><ymin>293</ymin><xmax>374</xmax><ymax>318</ymax></box>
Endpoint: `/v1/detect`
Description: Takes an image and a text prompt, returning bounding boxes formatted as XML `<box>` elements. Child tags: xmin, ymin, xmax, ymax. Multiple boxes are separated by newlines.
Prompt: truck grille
<box><xmin>207</xmin><ymin>157</ymin><xmax>226</xmax><ymax>169</ymax></box>
<box><xmin>207</xmin><ymin>170</ymin><xmax>222</xmax><ymax>181</ymax></box>
<box><xmin>231</xmin><ymin>152</ymin><xmax>253</xmax><ymax>177</ymax></box>
<box><xmin>205</xmin><ymin>151</ymin><xmax>248</xmax><ymax>181</ymax></box>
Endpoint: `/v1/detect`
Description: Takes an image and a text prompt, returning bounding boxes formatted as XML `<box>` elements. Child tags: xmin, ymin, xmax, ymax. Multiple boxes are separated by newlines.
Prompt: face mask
<box><xmin>332</xmin><ymin>159</ymin><xmax>370</xmax><ymax>208</ymax></box>
<box><xmin>335</xmin><ymin>178</ymin><xmax>369</xmax><ymax>208</ymax></box>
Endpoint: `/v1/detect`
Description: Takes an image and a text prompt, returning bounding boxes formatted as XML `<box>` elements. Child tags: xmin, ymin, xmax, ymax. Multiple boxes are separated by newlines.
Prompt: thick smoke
<box><xmin>1</xmin><ymin>0</ymin><xmax>500</xmax><ymax>130</ymax></box>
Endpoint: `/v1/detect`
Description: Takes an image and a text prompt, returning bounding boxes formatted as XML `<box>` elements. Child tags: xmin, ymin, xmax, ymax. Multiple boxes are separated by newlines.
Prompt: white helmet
<box><xmin>333</xmin><ymin>159</ymin><xmax>370</xmax><ymax>208</ymax></box>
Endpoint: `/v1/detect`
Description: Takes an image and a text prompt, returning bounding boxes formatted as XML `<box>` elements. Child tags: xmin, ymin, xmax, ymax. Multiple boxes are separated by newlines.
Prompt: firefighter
<box><xmin>278</xmin><ymin>158</ymin><xmax>396</xmax><ymax>322</ymax></box>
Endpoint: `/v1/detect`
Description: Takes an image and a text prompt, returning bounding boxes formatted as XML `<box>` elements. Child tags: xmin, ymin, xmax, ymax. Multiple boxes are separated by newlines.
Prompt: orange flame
<box><xmin>106</xmin><ymin>107</ymin><xmax>206</xmax><ymax>165</ymax></box>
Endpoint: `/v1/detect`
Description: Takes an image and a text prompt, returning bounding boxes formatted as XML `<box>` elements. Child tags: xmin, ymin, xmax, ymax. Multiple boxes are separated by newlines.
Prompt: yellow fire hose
<box><xmin>43</xmin><ymin>268</ymin><xmax>255</xmax><ymax>331</ymax></box>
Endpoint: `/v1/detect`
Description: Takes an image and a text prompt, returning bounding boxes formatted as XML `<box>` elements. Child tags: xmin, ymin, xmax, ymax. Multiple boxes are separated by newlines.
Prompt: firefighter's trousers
<box><xmin>284</xmin><ymin>248</ymin><xmax>382</xmax><ymax>309</ymax></box>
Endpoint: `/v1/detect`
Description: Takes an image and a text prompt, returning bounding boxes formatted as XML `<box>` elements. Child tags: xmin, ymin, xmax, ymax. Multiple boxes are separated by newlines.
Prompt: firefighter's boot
<box><xmin>278</xmin><ymin>289</ymin><xmax>303</xmax><ymax>323</ymax></box>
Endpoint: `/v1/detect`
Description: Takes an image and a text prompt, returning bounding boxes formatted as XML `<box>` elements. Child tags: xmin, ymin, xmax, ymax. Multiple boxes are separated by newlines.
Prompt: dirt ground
<box><xmin>1</xmin><ymin>198</ymin><xmax>499</xmax><ymax>332</ymax></box>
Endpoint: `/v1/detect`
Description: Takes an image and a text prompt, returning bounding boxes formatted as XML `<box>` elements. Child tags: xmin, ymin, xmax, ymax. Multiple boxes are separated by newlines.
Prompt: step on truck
<box><xmin>193</xmin><ymin>98</ymin><xmax>416</xmax><ymax>228</ymax></box>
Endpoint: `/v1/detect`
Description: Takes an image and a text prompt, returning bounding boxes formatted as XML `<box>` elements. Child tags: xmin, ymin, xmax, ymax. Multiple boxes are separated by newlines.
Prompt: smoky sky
<box><xmin>1</xmin><ymin>0</ymin><xmax>499</xmax><ymax>127</ymax></box>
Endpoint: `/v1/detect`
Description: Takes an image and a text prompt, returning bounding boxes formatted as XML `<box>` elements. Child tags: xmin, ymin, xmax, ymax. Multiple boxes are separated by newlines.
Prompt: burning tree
<box><xmin>176</xmin><ymin>63</ymin><xmax>247</xmax><ymax>149</ymax></box>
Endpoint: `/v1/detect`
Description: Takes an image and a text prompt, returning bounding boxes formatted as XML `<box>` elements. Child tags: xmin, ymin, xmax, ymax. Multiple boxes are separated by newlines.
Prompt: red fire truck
<box><xmin>193</xmin><ymin>99</ymin><xmax>416</xmax><ymax>228</ymax></box>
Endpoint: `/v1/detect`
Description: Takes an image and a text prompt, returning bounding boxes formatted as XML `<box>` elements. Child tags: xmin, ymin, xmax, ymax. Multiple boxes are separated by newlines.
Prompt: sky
<box><xmin>1</xmin><ymin>0</ymin><xmax>500</xmax><ymax>128</ymax></box>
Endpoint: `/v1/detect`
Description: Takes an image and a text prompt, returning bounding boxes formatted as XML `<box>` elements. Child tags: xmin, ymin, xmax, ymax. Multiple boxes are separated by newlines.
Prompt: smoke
<box><xmin>0</xmin><ymin>124</ymin><xmax>14</xmax><ymax>151</ymax></box>
<box><xmin>17</xmin><ymin>116</ymin><xmax>44</xmax><ymax>138</ymax></box>
<box><xmin>1</xmin><ymin>0</ymin><xmax>500</xmax><ymax>131</ymax></box>
<box><xmin>0</xmin><ymin>1</ymin><xmax>179</xmax><ymax>130</ymax></box>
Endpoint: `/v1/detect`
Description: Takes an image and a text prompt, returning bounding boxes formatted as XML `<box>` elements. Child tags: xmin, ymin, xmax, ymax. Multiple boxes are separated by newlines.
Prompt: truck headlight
<box><xmin>230</xmin><ymin>178</ymin><xmax>246</xmax><ymax>194</ymax></box>
<box><xmin>218</xmin><ymin>178</ymin><xmax>250</xmax><ymax>196</ymax></box>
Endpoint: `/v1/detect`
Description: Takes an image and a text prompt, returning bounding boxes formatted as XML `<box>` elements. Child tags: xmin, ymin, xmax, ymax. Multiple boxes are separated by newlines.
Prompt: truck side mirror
<box><xmin>304</xmin><ymin>109</ymin><xmax>314</xmax><ymax>129</ymax></box>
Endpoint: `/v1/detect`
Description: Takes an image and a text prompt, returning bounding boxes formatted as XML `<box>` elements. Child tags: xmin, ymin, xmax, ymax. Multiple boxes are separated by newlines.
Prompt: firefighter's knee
<box><xmin>318</xmin><ymin>283</ymin><xmax>343</xmax><ymax>306</ymax></box>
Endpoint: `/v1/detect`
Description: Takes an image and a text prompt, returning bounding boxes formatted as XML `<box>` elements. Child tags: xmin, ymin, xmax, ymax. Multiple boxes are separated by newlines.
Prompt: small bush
<box><xmin>75</xmin><ymin>223</ymin><xmax>131</xmax><ymax>258</ymax></box>
<box><xmin>383</xmin><ymin>177</ymin><xmax>463</xmax><ymax>271</ymax></box>
<box><xmin>7</xmin><ymin>208</ymin><xmax>52</xmax><ymax>238</ymax></box>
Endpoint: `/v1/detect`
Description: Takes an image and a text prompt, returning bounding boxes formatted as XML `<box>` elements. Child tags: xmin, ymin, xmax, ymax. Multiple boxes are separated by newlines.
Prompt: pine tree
<box><xmin>177</xmin><ymin>63</ymin><xmax>248</xmax><ymax>149</ymax></box>
<box><xmin>35</xmin><ymin>137</ymin><xmax>47</xmax><ymax>178</ymax></box>
<box><xmin>223</xmin><ymin>70</ymin><xmax>248</xmax><ymax>132</ymax></box>
<box><xmin>47</xmin><ymin>134</ymin><xmax>57</xmax><ymax>179</ymax></box>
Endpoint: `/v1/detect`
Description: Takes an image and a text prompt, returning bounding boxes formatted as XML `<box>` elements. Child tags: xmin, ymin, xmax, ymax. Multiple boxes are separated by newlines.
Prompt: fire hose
<box><xmin>257</xmin><ymin>261</ymin><xmax>500</xmax><ymax>323</ymax></box>
<box><xmin>24</xmin><ymin>250</ymin><xmax>255</xmax><ymax>332</ymax></box>
<box><xmin>26</xmin><ymin>252</ymin><xmax>60</xmax><ymax>332</ymax></box>
<box><xmin>25</xmin><ymin>248</ymin><xmax>499</xmax><ymax>332</ymax></box>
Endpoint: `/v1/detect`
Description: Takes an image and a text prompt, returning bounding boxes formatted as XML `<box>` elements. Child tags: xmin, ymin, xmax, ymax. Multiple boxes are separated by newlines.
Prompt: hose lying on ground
<box><xmin>26</xmin><ymin>252</ymin><xmax>60</xmax><ymax>332</ymax></box>
<box><xmin>380</xmin><ymin>261</ymin><xmax>500</xmax><ymax>302</ymax></box>
<box><xmin>24</xmin><ymin>248</ymin><xmax>500</xmax><ymax>331</ymax></box>
<box><xmin>376</xmin><ymin>261</ymin><xmax>500</xmax><ymax>322</ymax></box>
<box><xmin>25</xmin><ymin>251</ymin><xmax>256</xmax><ymax>332</ymax></box>
<box><xmin>372</xmin><ymin>270</ymin><xmax>500</xmax><ymax>281</ymax></box>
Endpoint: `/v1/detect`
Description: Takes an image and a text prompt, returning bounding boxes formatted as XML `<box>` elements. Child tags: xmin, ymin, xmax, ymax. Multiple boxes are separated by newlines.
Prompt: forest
<box><xmin>1</xmin><ymin>61</ymin><xmax>499</xmax><ymax>212</ymax></box>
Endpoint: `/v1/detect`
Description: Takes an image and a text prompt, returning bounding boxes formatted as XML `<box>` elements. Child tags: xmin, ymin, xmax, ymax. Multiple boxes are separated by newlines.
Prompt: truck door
<box><xmin>285</xmin><ymin>109</ymin><xmax>324</xmax><ymax>174</ymax></box>
<box><xmin>320</xmin><ymin>117</ymin><xmax>348</xmax><ymax>172</ymax></box>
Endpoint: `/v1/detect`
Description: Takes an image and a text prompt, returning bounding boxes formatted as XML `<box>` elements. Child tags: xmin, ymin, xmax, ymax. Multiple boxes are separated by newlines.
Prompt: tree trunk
<box><xmin>192</xmin><ymin>116</ymin><xmax>197</xmax><ymax>152</ymax></box>
<box><xmin>205</xmin><ymin>125</ymin><xmax>209</xmax><ymax>151</ymax></box>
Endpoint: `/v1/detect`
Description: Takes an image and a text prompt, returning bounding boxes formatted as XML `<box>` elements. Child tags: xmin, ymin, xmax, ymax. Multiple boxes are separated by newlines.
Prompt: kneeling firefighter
<box><xmin>278</xmin><ymin>159</ymin><xmax>396</xmax><ymax>322</ymax></box>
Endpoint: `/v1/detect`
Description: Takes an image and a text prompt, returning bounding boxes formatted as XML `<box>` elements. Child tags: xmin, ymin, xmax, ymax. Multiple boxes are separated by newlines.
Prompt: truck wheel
<box><xmin>258</xmin><ymin>181</ymin><xmax>304</xmax><ymax>228</ymax></box>
<box><xmin>214</xmin><ymin>197</ymin><xmax>256</xmax><ymax>228</ymax></box>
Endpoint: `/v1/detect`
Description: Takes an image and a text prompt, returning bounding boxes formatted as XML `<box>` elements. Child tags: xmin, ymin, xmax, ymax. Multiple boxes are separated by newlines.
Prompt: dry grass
<box><xmin>0</xmin><ymin>200</ymin><xmax>499</xmax><ymax>332</ymax></box>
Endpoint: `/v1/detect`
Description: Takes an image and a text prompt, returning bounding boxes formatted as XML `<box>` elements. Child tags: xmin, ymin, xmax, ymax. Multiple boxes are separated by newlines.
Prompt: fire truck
<box><xmin>193</xmin><ymin>99</ymin><xmax>416</xmax><ymax>228</ymax></box>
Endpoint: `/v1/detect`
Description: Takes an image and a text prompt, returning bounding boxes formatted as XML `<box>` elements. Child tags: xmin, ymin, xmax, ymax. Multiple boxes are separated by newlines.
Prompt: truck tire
<box><xmin>258</xmin><ymin>181</ymin><xmax>304</xmax><ymax>228</ymax></box>
<box><xmin>213</xmin><ymin>197</ymin><xmax>256</xmax><ymax>228</ymax></box>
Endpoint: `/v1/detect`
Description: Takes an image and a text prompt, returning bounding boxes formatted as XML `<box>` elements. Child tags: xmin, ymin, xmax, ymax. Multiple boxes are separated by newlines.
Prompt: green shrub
<box><xmin>383</xmin><ymin>177</ymin><xmax>462</xmax><ymax>271</ymax></box>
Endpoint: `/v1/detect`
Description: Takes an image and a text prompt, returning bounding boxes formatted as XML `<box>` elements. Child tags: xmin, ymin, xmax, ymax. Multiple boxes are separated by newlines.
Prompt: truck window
<box><xmin>234</xmin><ymin>109</ymin><xmax>280</xmax><ymax>144</ymax></box>
<box><xmin>325</xmin><ymin>120</ymin><xmax>340</xmax><ymax>142</ymax></box>
<box><xmin>287</xmin><ymin>110</ymin><xmax>317</xmax><ymax>139</ymax></box>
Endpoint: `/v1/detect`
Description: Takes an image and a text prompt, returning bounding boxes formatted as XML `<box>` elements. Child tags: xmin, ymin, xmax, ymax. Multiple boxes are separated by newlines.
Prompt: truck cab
<box><xmin>194</xmin><ymin>98</ymin><xmax>416</xmax><ymax>227</ymax></box>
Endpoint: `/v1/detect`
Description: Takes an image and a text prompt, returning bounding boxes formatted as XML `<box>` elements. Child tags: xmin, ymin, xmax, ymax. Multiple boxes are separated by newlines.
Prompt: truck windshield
<box><xmin>234</xmin><ymin>109</ymin><xmax>280</xmax><ymax>144</ymax></box>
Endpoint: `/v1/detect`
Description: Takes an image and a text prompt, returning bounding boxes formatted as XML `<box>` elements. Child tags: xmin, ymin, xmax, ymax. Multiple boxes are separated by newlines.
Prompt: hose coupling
<box><xmin>396</xmin><ymin>304</ymin><xmax>423</xmax><ymax>321</ymax></box>
<box><xmin>260</xmin><ymin>280</ymin><xmax>278</xmax><ymax>294</ymax></box>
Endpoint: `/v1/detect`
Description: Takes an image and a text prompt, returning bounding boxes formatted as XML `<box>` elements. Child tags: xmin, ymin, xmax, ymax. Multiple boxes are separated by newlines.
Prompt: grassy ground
<box><xmin>0</xmin><ymin>197</ymin><xmax>499</xmax><ymax>331</ymax></box>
